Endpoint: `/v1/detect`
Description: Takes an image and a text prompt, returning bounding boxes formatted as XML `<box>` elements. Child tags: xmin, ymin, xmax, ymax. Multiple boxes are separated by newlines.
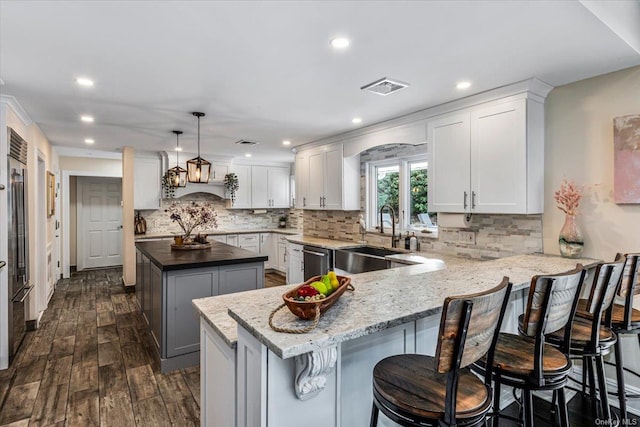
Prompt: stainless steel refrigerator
<box><xmin>7</xmin><ymin>127</ymin><xmax>32</xmax><ymax>364</ymax></box>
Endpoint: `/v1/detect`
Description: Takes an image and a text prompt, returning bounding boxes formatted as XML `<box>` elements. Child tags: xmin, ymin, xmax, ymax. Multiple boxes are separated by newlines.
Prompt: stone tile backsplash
<box><xmin>138</xmin><ymin>193</ymin><xmax>301</xmax><ymax>234</ymax></box>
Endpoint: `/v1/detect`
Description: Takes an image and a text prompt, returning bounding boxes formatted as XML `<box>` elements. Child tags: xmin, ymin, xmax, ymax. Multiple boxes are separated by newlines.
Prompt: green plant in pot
<box><xmin>224</xmin><ymin>173</ymin><xmax>239</xmax><ymax>205</ymax></box>
<box><xmin>278</xmin><ymin>215</ymin><xmax>287</xmax><ymax>228</ymax></box>
<box><xmin>161</xmin><ymin>170</ymin><xmax>177</xmax><ymax>199</ymax></box>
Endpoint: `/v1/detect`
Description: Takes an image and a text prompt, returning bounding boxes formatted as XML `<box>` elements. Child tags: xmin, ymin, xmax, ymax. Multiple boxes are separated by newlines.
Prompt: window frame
<box><xmin>366</xmin><ymin>153</ymin><xmax>428</xmax><ymax>233</ymax></box>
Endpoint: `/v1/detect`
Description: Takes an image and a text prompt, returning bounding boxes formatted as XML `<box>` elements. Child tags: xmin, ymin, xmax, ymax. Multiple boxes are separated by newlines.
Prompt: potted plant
<box><xmin>165</xmin><ymin>201</ymin><xmax>218</xmax><ymax>244</ymax></box>
<box><xmin>278</xmin><ymin>215</ymin><xmax>288</xmax><ymax>229</ymax></box>
<box><xmin>161</xmin><ymin>170</ymin><xmax>177</xmax><ymax>199</ymax></box>
<box><xmin>224</xmin><ymin>173</ymin><xmax>239</xmax><ymax>205</ymax></box>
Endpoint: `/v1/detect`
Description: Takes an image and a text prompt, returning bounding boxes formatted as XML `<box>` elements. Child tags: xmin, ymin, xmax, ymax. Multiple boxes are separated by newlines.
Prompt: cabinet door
<box><xmin>211</xmin><ymin>164</ymin><xmax>228</xmax><ymax>182</ymax></box>
<box><xmin>219</xmin><ymin>263</ymin><xmax>264</xmax><ymax>294</ymax></box>
<box><xmin>295</xmin><ymin>154</ymin><xmax>309</xmax><ymax>209</ymax></box>
<box><xmin>142</xmin><ymin>255</ymin><xmax>152</xmax><ymax>326</ymax></box>
<box><xmin>268</xmin><ymin>167</ymin><xmax>290</xmax><ymax>208</ymax></box>
<box><xmin>136</xmin><ymin>250</ymin><xmax>144</xmax><ymax>309</ymax></box>
<box><xmin>250</xmin><ymin>166</ymin><xmax>269</xmax><ymax>208</ymax></box>
<box><xmin>150</xmin><ymin>263</ymin><xmax>163</xmax><ymax>353</ymax></box>
<box><xmin>209</xmin><ymin>235</ymin><xmax>227</xmax><ymax>244</ymax></box>
<box><xmin>134</xmin><ymin>156</ymin><xmax>162</xmax><ymax>209</ymax></box>
<box><xmin>471</xmin><ymin>100</ymin><xmax>527</xmax><ymax>213</ymax></box>
<box><xmin>228</xmin><ymin>165</ymin><xmax>252</xmax><ymax>208</ymax></box>
<box><xmin>287</xmin><ymin>244</ymin><xmax>304</xmax><ymax>285</ymax></box>
<box><xmin>323</xmin><ymin>146</ymin><xmax>343</xmax><ymax>210</ymax></box>
<box><xmin>277</xmin><ymin>242</ymin><xmax>287</xmax><ymax>272</ymax></box>
<box><xmin>226</xmin><ymin>234</ymin><xmax>239</xmax><ymax>247</ymax></box>
<box><xmin>427</xmin><ymin>112</ymin><xmax>471</xmax><ymax>213</ymax></box>
<box><xmin>166</xmin><ymin>269</ymin><xmax>218</xmax><ymax>357</ymax></box>
<box><xmin>259</xmin><ymin>233</ymin><xmax>274</xmax><ymax>269</ymax></box>
<box><xmin>307</xmin><ymin>151</ymin><xmax>325</xmax><ymax>209</ymax></box>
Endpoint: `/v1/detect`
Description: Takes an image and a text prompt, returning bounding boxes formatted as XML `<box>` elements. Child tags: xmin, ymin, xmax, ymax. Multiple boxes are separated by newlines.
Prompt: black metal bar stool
<box><xmin>547</xmin><ymin>257</ymin><xmax>626</xmax><ymax>424</ymax></box>
<box><xmin>576</xmin><ymin>253</ymin><xmax>640</xmax><ymax>423</ymax></box>
<box><xmin>369</xmin><ymin>277</ymin><xmax>512</xmax><ymax>427</ymax></box>
<box><xmin>473</xmin><ymin>265</ymin><xmax>586</xmax><ymax>427</ymax></box>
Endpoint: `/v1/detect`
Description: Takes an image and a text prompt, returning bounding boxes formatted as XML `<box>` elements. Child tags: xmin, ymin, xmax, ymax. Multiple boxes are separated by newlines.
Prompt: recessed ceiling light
<box><xmin>282</xmin><ymin>140</ymin><xmax>291</xmax><ymax>146</ymax></box>
<box><xmin>174</xmin><ymin>146</ymin><xmax>182</xmax><ymax>151</ymax></box>
<box><xmin>456</xmin><ymin>81</ymin><xmax>471</xmax><ymax>90</ymax></box>
<box><xmin>76</xmin><ymin>77</ymin><xmax>94</xmax><ymax>87</ymax></box>
<box><xmin>80</xmin><ymin>115</ymin><xmax>94</xmax><ymax>123</ymax></box>
<box><xmin>245</xmin><ymin>153</ymin><xmax>252</xmax><ymax>158</ymax></box>
<box><xmin>352</xmin><ymin>117</ymin><xmax>362</xmax><ymax>124</ymax></box>
<box><xmin>330</xmin><ymin>37</ymin><xmax>350</xmax><ymax>49</ymax></box>
<box><xmin>84</xmin><ymin>138</ymin><xmax>94</xmax><ymax>144</ymax></box>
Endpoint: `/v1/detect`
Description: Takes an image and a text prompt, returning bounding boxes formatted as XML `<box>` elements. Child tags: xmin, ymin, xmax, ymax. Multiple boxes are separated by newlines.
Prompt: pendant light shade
<box><xmin>187</xmin><ymin>112</ymin><xmax>211</xmax><ymax>183</ymax></box>
<box><xmin>168</xmin><ymin>130</ymin><xmax>188</xmax><ymax>188</ymax></box>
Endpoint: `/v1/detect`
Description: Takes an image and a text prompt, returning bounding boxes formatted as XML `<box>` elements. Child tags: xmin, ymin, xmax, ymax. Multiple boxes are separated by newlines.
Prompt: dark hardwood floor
<box><xmin>0</xmin><ymin>268</ymin><xmax>200</xmax><ymax>427</ymax></box>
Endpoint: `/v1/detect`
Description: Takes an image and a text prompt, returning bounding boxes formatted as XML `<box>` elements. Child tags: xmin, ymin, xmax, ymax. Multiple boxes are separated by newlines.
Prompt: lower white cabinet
<box><xmin>209</xmin><ymin>235</ymin><xmax>227</xmax><ymax>244</ymax></box>
<box><xmin>260</xmin><ymin>233</ymin><xmax>275</xmax><ymax>269</ymax></box>
<box><xmin>238</xmin><ymin>234</ymin><xmax>259</xmax><ymax>253</ymax></box>
<box><xmin>277</xmin><ymin>235</ymin><xmax>287</xmax><ymax>273</ymax></box>
<box><xmin>226</xmin><ymin>234</ymin><xmax>239</xmax><ymax>247</ymax></box>
<box><xmin>287</xmin><ymin>243</ymin><xmax>304</xmax><ymax>285</ymax></box>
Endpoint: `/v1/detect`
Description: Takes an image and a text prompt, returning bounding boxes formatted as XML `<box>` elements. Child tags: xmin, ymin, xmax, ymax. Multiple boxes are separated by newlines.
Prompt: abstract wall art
<box><xmin>614</xmin><ymin>114</ymin><xmax>640</xmax><ymax>204</ymax></box>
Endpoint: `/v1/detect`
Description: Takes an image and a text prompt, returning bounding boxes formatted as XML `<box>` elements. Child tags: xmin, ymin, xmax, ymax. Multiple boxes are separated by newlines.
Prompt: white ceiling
<box><xmin>1</xmin><ymin>1</ymin><xmax>639</xmax><ymax>163</ymax></box>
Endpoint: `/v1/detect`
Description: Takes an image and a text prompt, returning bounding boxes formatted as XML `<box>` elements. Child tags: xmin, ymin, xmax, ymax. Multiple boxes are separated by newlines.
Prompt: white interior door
<box><xmin>78</xmin><ymin>177</ymin><xmax>123</xmax><ymax>270</ymax></box>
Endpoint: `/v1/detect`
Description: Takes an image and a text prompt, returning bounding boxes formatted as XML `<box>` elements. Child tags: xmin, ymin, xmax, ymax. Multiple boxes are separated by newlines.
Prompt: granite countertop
<box><xmin>135</xmin><ymin>228</ymin><xmax>299</xmax><ymax>241</ymax></box>
<box><xmin>204</xmin><ymin>254</ymin><xmax>598</xmax><ymax>359</ymax></box>
<box><xmin>136</xmin><ymin>240</ymin><xmax>267</xmax><ymax>271</ymax></box>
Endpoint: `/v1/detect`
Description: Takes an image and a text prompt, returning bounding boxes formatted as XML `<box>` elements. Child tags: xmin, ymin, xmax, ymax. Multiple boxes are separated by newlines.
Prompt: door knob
<box><xmin>0</xmin><ymin>184</ymin><xmax>5</xmax><ymax>190</ymax></box>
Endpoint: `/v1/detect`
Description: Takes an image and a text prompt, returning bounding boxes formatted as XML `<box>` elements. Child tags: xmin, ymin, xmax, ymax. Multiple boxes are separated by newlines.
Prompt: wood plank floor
<box><xmin>0</xmin><ymin>267</ymin><xmax>200</xmax><ymax>427</ymax></box>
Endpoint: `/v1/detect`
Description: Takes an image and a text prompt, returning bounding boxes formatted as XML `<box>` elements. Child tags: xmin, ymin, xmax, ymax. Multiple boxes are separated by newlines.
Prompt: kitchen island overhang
<box><xmin>193</xmin><ymin>253</ymin><xmax>599</xmax><ymax>427</ymax></box>
<box><xmin>134</xmin><ymin>240</ymin><xmax>267</xmax><ymax>373</ymax></box>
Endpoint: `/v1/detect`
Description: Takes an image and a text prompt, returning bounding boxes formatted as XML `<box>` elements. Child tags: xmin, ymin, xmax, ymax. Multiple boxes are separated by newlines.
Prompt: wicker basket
<box><xmin>283</xmin><ymin>275</ymin><xmax>351</xmax><ymax>320</ymax></box>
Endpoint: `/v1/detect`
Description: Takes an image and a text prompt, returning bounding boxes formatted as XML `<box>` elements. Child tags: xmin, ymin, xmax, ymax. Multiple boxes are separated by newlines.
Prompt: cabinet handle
<box><xmin>472</xmin><ymin>191</ymin><xmax>476</xmax><ymax>209</ymax></box>
<box><xmin>463</xmin><ymin>191</ymin><xmax>468</xmax><ymax>210</ymax></box>
<box><xmin>301</xmin><ymin>261</ymin><xmax>304</xmax><ymax>272</ymax></box>
<box><xmin>284</xmin><ymin>252</ymin><xmax>287</xmax><ymax>262</ymax></box>
<box><xmin>303</xmin><ymin>197</ymin><xmax>306</xmax><ymax>207</ymax></box>
<box><xmin>0</xmin><ymin>184</ymin><xmax>5</xmax><ymax>190</ymax></box>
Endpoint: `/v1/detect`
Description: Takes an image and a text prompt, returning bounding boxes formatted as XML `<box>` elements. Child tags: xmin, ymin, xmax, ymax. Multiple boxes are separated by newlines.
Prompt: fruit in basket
<box><xmin>297</xmin><ymin>285</ymin><xmax>319</xmax><ymax>298</ymax></box>
<box><xmin>310</xmin><ymin>281</ymin><xmax>329</xmax><ymax>296</ymax></box>
<box><xmin>327</xmin><ymin>271</ymin><xmax>339</xmax><ymax>288</ymax></box>
<box><xmin>322</xmin><ymin>275</ymin><xmax>333</xmax><ymax>292</ymax></box>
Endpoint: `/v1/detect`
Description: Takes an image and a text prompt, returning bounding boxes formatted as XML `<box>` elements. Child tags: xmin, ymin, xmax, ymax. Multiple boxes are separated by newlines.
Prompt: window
<box><xmin>367</xmin><ymin>155</ymin><xmax>430</xmax><ymax>232</ymax></box>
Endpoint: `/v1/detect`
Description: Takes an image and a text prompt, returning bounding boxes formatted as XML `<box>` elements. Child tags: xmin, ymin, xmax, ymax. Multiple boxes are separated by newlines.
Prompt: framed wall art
<box><xmin>613</xmin><ymin>114</ymin><xmax>640</xmax><ymax>204</ymax></box>
<box><xmin>47</xmin><ymin>171</ymin><xmax>55</xmax><ymax>216</ymax></box>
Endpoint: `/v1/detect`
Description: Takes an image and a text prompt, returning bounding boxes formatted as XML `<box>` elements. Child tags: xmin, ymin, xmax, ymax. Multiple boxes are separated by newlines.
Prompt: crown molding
<box><xmin>295</xmin><ymin>77</ymin><xmax>554</xmax><ymax>153</ymax></box>
<box><xmin>55</xmin><ymin>145</ymin><xmax>123</xmax><ymax>160</ymax></box>
<box><xmin>0</xmin><ymin>95</ymin><xmax>33</xmax><ymax>126</ymax></box>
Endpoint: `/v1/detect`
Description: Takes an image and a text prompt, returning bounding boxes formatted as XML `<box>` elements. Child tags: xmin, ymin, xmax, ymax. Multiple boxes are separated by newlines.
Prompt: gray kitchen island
<box><xmin>135</xmin><ymin>240</ymin><xmax>266</xmax><ymax>372</ymax></box>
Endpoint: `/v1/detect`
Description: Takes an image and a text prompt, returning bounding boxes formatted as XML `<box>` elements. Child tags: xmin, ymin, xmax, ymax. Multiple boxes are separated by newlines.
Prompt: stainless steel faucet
<box><xmin>379</xmin><ymin>204</ymin><xmax>400</xmax><ymax>248</ymax></box>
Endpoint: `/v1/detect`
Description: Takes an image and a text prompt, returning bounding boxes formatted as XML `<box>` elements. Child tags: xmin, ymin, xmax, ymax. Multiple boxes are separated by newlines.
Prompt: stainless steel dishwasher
<box><xmin>302</xmin><ymin>245</ymin><xmax>332</xmax><ymax>280</ymax></box>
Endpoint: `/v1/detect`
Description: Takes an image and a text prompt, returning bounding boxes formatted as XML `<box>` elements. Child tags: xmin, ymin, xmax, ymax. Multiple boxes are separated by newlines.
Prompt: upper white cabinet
<box><xmin>251</xmin><ymin>166</ymin><xmax>290</xmax><ymax>209</ymax></box>
<box><xmin>228</xmin><ymin>165</ymin><xmax>252</xmax><ymax>209</ymax></box>
<box><xmin>296</xmin><ymin>144</ymin><xmax>360</xmax><ymax>211</ymax></box>
<box><xmin>134</xmin><ymin>154</ymin><xmax>162</xmax><ymax>210</ymax></box>
<box><xmin>428</xmin><ymin>96</ymin><xmax>544</xmax><ymax>214</ymax></box>
<box><xmin>210</xmin><ymin>164</ymin><xmax>229</xmax><ymax>183</ymax></box>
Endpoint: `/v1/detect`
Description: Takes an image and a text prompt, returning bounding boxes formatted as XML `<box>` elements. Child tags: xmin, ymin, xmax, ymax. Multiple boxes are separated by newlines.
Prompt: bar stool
<box><xmin>576</xmin><ymin>253</ymin><xmax>640</xmax><ymax>422</ymax></box>
<box><xmin>474</xmin><ymin>265</ymin><xmax>586</xmax><ymax>427</ymax></box>
<box><xmin>369</xmin><ymin>277</ymin><xmax>512</xmax><ymax>427</ymax></box>
<box><xmin>547</xmin><ymin>257</ymin><xmax>626</xmax><ymax>424</ymax></box>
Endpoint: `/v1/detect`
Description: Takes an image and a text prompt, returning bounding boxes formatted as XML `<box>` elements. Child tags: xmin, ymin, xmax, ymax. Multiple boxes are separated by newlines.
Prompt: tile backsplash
<box><xmin>139</xmin><ymin>193</ymin><xmax>301</xmax><ymax>234</ymax></box>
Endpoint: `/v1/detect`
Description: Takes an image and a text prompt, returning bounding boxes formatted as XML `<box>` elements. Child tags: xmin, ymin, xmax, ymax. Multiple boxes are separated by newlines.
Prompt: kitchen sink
<box><xmin>334</xmin><ymin>246</ymin><xmax>407</xmax><ymax>274</ymax></box>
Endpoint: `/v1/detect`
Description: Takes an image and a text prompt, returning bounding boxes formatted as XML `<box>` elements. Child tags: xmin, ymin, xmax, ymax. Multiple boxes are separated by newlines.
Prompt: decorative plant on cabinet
<box><xmin>224</xmin><ymin>172</ymin><xmax>239</xmax><ymax>205</ymax></box>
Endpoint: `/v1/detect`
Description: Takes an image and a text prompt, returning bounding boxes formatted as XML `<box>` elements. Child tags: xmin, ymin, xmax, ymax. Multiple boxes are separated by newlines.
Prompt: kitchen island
<box><xmin>135</xmin><ymin>240</ymin><xmax>266</xmax><ymax>372</ymax></box>
<box><xmin>193</xmin><ymin>252</ymin><xmax>598</xmax><ymax>427</ymax></box>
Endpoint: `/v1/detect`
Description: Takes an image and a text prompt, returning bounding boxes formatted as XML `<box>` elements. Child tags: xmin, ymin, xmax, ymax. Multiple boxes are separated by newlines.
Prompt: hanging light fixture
<box><xmin>167</xmin><ymin>130</ymin><xmax>188</xmax><ymax>188</ymax></box>
<box><xmin>187</xmin><ymin>112</ymin><xmax>211</xmax><ymax>183</ymax></box>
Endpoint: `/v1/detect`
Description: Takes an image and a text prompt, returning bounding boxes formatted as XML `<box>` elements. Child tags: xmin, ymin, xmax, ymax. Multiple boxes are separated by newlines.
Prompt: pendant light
<box><xmin>187</xmin><ymin>112</ymin><xmax>211</xmax><ymax>183</ymax></box>
<box><xmin>167</xmin><ymin>130</ymin><xmax>188</xmax><ymax>188</ymax></box>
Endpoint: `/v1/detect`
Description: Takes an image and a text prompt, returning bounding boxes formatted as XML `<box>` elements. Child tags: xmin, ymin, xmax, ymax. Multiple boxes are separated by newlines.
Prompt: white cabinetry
<box><xmin>209</xmin><ymin>235</ymin><xmax>227</xmax><ymax>244</ymax></box>
<box><xmin>134</xmin><ymin>154</ymin><xmax>162</xmax><ymax>210</ymax></box>
<box><xmin>251</xmin><ymin>166</ymin><xmax>290</xmax><ymax>208</ymax></box>
<box><xmin>210</xmin><ymin>164</ymin><xmax>228</xmax><ymax>183</ymax></box>
<box><xmin>297</xmin><ymin>144</ymin><xmax>359</xmax><ymax>211</ymax></box>
<box><xmin>287</xmin><ymin>243</ymin><xmax>304</xmax><ymax>285</ymax></box>
<box><xmin>259</xmin><ymin>233</ymin><xmax>275</xmax><ymax>269</ymax></box>
<box><xmin>276</xmin><ymin>234</ymin><xmax>287</xmax><ymax>273</ymax></box>
<box><xmin>238</xmin><ymin>234</ymin><xmax>259</xmax><ymax>253</ymax></box>
<box><xmin>228</xmin><ymin>165</ymin><xmax>252</xmax><ymax>208</ymax></box>
<box><xmin>226</xmin><ymin>234</ymin><xmax>239</xmax><ymax>247</ymax></box>
<box><xmin>428</xmin><ymin>97</ymin><xmax>544</xmax><ymax>214</ymax></box>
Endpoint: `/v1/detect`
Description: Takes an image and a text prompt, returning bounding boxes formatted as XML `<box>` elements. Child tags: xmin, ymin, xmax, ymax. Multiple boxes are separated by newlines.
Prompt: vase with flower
<box><xmin>554</xmin><ymin>179</ymin><xmax>583</xmax><ymax>258</ymax></box>
<box><xmin>165</xmin><ymin>201</ymin><xmax>218</xmax><ymax>248</ymax></box>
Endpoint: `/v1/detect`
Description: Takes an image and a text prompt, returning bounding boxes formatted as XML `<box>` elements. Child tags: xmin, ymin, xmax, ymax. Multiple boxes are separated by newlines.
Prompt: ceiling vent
<box><xmin>235</xmin><ymin>140</ymin><xmax>259</xmax><ymax>146</ymax></box>
<box><xmin>361</xmin><ymin>77</ymin><xmax>410</xmax><ymax>96</ymax></box>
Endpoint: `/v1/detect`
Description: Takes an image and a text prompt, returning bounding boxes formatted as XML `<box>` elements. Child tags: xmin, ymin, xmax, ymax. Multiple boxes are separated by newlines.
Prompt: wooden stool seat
<box><xmin>373</xmin><ymin>354</ymin><xmax>491</xmax><ymax>421</ymax></box>
<box><xmin>490</xmin><ymin>333</ymin><xmax>570</xmax><ymax>377</ymax></box>
<box><xmin>576</xmin><ymin>299</ymin><xmax>640</xmax><ymax>327</ymax></box>
<box><xmin>546</xmin><ymin>315</ymin><xmax>616</xmax><ymax>349</ymax></box>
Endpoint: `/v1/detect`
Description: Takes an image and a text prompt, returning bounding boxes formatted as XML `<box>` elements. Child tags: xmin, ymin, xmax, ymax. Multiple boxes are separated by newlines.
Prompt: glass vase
<box><xmin>558</xmin><ymin>214</ymin><xmax>584</xmax><ymax>258</ymax></box>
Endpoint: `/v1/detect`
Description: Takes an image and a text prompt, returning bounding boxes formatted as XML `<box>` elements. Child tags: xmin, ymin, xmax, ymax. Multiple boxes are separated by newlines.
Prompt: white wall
<box><xmin>543</xmin><ymin>65</ymin><xmax>640</xmax><ymax>259</ymax></box>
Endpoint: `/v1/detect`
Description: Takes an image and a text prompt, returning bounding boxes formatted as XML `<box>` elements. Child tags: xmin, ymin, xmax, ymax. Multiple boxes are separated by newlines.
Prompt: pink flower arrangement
<box><xmin>554</xmin><ymin>179</ymin><xmax>582</xmax><ymax>216</ymax></box>
<box><xmin>165</xmin><ymin>201</ymin><xmax>218</xmax><ymax>239</ymax></box>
